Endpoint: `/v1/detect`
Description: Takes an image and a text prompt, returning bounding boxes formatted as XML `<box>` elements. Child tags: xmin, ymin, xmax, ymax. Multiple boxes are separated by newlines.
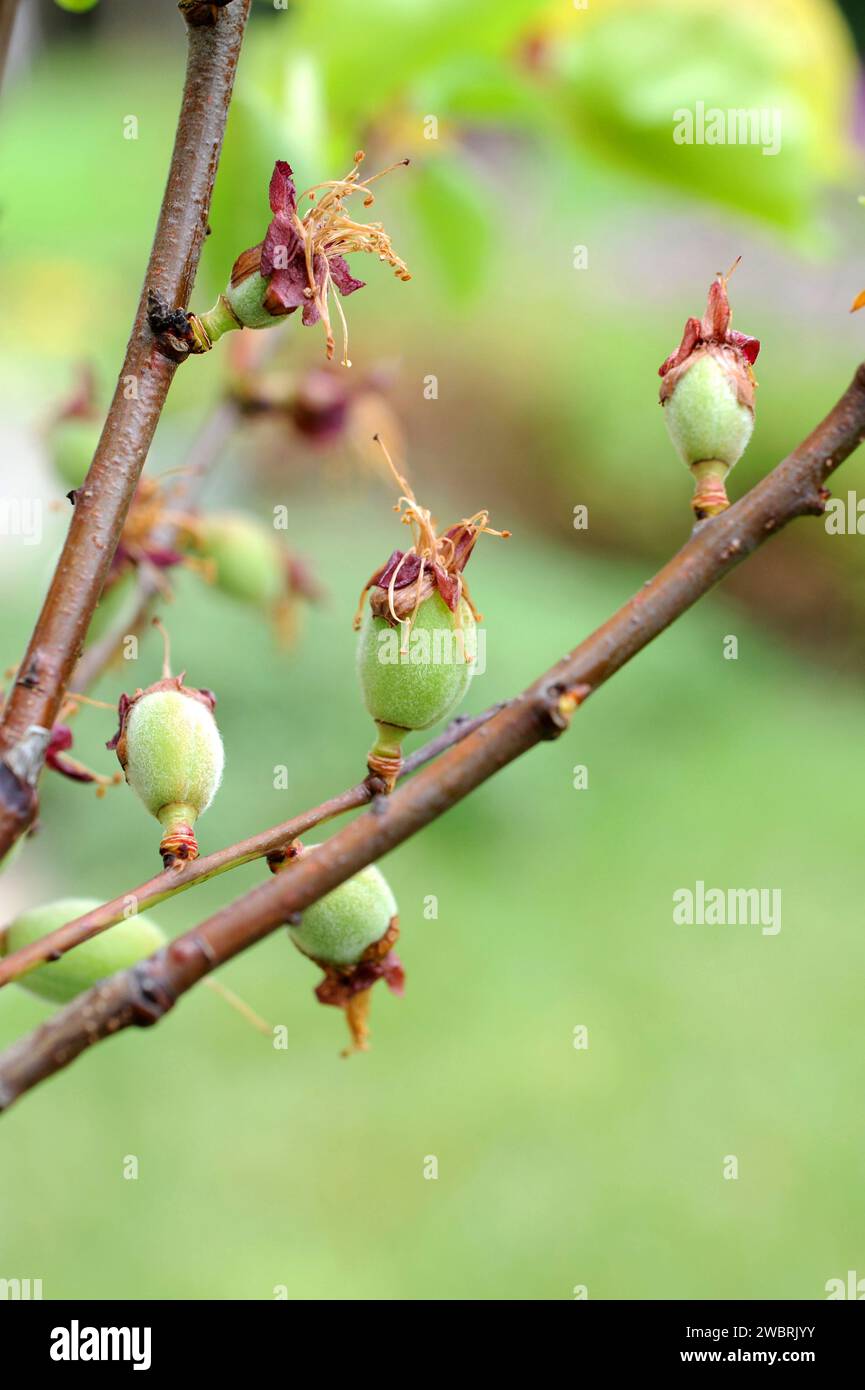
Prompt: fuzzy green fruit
<box><xmin>197</xmin><ymin>513</ymin><xmax>283</xmax><ymax>607</ymax></box>
<box><xmin>289</xmin><ymin>859</ymin><xmax>398</xmax><ymax>968</ymax></box>
<box><xmin>49</xmin><ymin>418</ymin><xmax>101</xmax><ymax>490</ymax></box>
<box><xmin>114</xmin><ymin>678</ymin><xmax>224</xmax><ymax>864</ymax></box>
<box><xmin>357</xmin><ymin>591</ymin><xmax>476</xmax><ymax>735</ymax></box>
<box><xmin>124</xmin><ymin>689</ymin><xmax>224</xmax><ymax>820</ymax></box>
<box><xmin>225</xmin><ymin>272</ymin><xmax>282</xmax><ymax>332</ymax></box>
<box><xmin>662</xmin><ymin>354</ymin><xmax>754</xmax><ymax>472</ymax></box>
<box><xmin>194</xmin><ymin>275</ymin><xmax>281</xmax><ymax>350</ymax></box>
<box><xmin>54</xmin><ymin>0</ymin><xmax>100</xmax><ymax>11</ymax></box>
<box><xmin>3</xmin><ymin>898</ymin><xmax>164</xmax><ymax>1005</ymax></box>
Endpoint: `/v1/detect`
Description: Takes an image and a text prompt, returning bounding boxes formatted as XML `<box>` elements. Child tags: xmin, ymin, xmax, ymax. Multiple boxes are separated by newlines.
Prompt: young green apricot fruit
<box><xmin>659</xmin><ymin>261</ymin><xmax>760</xmax><ymax>520</ymax></box>
<box><xmin>357</xmin><ymin>591</ymin><xmax>476</xmax><ymax>776</ymax></box>
<box><xmin>54</xmin><ymin>0</ymin><xmax>100</xmax><ymax>11</ymax></box>
<box><xmin>109</xmin><ymin>626</ymin><xmax>224</xmax><ymax>867</ymax></box>
<box><xmin>271</xmin><ymin>843</ymin><xmax>403</xmax><ymax>1053</ymax></box>
<box><xmin>194</xmin><ymin>513</ymin><xmax>284</xmax><ymax>607</ymax></box>
<box><xmin>354</xmin><ymin>441</ymin><xmax>507</xmax><ymax>791</ymax></box>
<box><xmin>2</xmin><ymin>898</ymin><xmax>164</xmax><ymax>1005</ymax></box>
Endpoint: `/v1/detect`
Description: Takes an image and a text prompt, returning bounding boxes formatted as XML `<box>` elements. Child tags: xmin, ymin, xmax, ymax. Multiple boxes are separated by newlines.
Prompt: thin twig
<box><xmin>72</xmin><ymin>397</ymin><xmax>241</xmax><ymax>692</ymax></box>
<box><xmin>2</xmin><ymin>366</ymin><xmax>864</xmax><ymax>1111</ymax></box>
<box><xmin>0</xmin><ymin>704</ymin><xmax>505</xmax><ymax>986</ymax></box>
<box><xmin>0</xmin><ymin>0</ymin><xmax>251</xmax><ymax>860</ymax></box>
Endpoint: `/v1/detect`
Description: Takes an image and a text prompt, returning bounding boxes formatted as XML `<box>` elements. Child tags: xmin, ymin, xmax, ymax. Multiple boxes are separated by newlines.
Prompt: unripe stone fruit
<box><xmin>662</xmin><ymin>354</ymin><xmax>754</xmax><ymax>473</ymax></box>
<box><xmin>2</xmin><ymin>898</ymin><xmax>164</xmax><ymax>1005</ymax></box>
<box><xmin>659</xmin><ymin>265</ymin><xmax>760</xmax><ymax>519</ymax></box>
<box><xmin>354</xmin><ymin>462</ymin><xmax>507</xmax><ymax>792</ymax></box>
<box><xmin>358</xmin><ymin>592</ymin><xmax>476</xmax><ymax>786</ymax></box>
<box><xmin>274</xmin><ymin>846</ymin><xmax>403</xmax><ymax>1053</ymax></box>
<box><xmin>195</xmin><ymin>513</ymin><xmax>283</xmax><ymax>608</ymax></box>
<box><xmin>111</xmin><ymin>676</ymin><xmax>224</xmax><ymax>866</ymax></box>
<box><xmin>289</xmin><ymin>860</ymin><xmax>398</xmax><ymax>967</ymax></box>
<box><xmin>54</xmin><ymin>0</ymin><xmax>100</xmax><ymax>11</ymax></box>
<box><xmin>357</xmin><ymin>591</ymin><xmax>476</xmax><ymax>734</ymax></box>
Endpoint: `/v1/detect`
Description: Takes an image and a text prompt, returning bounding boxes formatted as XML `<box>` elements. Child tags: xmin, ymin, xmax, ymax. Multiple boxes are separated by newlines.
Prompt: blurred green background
<box><xmin>0</xmin><ymin>0</ymin><xmax>864</xmax><ymax>1300</ymax></box>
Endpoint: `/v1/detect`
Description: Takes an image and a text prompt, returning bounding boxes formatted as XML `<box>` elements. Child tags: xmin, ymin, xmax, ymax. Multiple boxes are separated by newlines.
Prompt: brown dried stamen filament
<box><xmin>293</xmin><ymin>152</ymin><xmax>411</xmax><ymax>366</ymax></box>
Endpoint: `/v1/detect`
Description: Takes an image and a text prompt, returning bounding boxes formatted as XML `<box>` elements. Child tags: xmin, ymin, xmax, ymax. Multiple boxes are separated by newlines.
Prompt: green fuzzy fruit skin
<box><xmin>124</xmin><ymin>690</ymin><xmax>224</xmax><ymax>820</ymax></box>
<box><xmin>289</xmin><ymin>859</ymin><xmax>397</xmax><ymax>967</ymax></box>
<box><xmin>199</xmin><ymin>514</ymin><xmax>282</xmax><ymax>606</ymax></box>
<box><xmin>225</xmin><ymin>272</ymin><xmax>283</xmax><ymax>331</ymax></box>
<box><xmin>357</xmin><ymin>592</ymin><xmax>476</xmax><ymax>732</ymax></box>
<box><xmin>50</xmin><ymin>419</ymin><xmax>101</xmax><ymax>490</ymax></box>
<box><xmin>3</xmin><ymin>898</ymin><xmax>165</xmax><ymax>1005</ymax></box>
<box><xmin>663</xmin><ymin>354</ymin><xmax>753</xmax><ymax>469</ymax></box>
<box><xmin>55</xmin><ymin>0</ymin><xmax>100</xmax><ymax>11</ymax></box>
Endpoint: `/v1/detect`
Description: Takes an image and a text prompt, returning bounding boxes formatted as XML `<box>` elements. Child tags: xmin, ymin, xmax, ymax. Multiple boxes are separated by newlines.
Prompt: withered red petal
<box><xmin>268</xmin><ymin>160</ymin><xmax>297</xmax><ymax>217</ymax></box>
<box><xmin>329</xmin><ymin>254</ymin><xmax>366</xmax><ymax>298</ymax></box>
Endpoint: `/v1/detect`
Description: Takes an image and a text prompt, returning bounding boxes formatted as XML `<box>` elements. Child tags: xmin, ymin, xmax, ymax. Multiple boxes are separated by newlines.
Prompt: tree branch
<box><xmin>0</xmin><ymin>704</ymin><xmax>505</xmax><ymax>986</ymax></box>
<box><xmin>2</xmin><ymin>365</ymin><xmax>864</xmax><ymax>1111</ymax></box>
<box><xmin>0</xmin><ymin>0</ymin><xmax>251</xmax><ymax>861</ymax></box>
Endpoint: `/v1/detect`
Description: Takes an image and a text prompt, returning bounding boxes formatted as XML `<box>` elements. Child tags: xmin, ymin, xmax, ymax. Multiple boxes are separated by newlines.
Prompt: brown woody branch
<box><xmin>1</xmin><ymin>365</ymin><xmax>864</xmax><ymax>1112</ymax></box>
<box><xmin>0</xmin><ymin>0</ymin><xmax>251</xmax><ymax>861</ymax></box>
<box><xmin>0</xmin><ymin>704</ymin><xmax>504</xmax><ymax>986</ymax></box>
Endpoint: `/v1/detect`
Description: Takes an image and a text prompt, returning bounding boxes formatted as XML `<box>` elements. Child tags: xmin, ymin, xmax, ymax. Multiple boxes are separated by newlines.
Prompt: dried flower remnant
<box><xmin>659</xmin><ymin>260</ymin><xmax>760</xmax><ymax>520</ymax></box>
<box><xmin>106</xmin><ymin>476</ymin><xmax>187</xmax><ymax>591</ymax></box>
<box><xmin>0</xmin><ymin>683</ymin><xmax>120</xmax><ymax>796</ymax></box>
<box><xmin>45</xmin><ymin>724</ymin><xmax>120</xmax><ymax>795</ymax></box>
<box><xmin>108</xmin><ymin>621</ymin><xmax>224</xmax><ymax>868</ymax></box>
<box><xmin>355</xmin><ymin>439</ymin><xmax>509</xmax><ymax>791</ymax></box>
<box><xmin>180</xmin><ymin>155</ymin><xmax>411</xmax><ymax>367</ymax></box>
<box><xmin>270</xmin><ymin>843</ymin><xmax>404</xmax><ymax>1054</ymax></box>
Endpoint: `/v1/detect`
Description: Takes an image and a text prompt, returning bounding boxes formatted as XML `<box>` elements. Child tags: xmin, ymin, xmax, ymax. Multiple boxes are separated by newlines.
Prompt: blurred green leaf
<box><xmin>411</xmin><ymin>55</ymin><xmax>550</xmax><ymax>128</ymax></box>
<box><xmin>407</xmin><ymin>154</ymin><xmax>492</xmax><ymax>301</ymax></box>
<box><xmin>547</xmin><ymin>0</ymin><xmax>858</xmax><ymax>236</ymax></box>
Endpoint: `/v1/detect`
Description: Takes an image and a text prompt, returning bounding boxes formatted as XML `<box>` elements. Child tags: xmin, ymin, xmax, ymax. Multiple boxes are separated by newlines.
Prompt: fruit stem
<box><xmin>690</xmin><ymin>459</ymin><xmax>730</xmax><ymax>520</ymax></box>
<box><xmin>194</xmin><ymin>295</ymin><xmax>241</xmax><ymax>351</ymax></box>
<box><xmin>157</xmin><ymin>803</ymin><xmax>199</xmax><ymax>868</ymax></box>
<box><xmin>366</xmin><ymin>720</ymin><xmax>405</xmax><ymax>794</ymax></box>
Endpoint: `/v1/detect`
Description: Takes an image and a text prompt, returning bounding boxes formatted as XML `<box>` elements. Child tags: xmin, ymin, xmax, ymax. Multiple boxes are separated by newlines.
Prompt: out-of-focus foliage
<box><xmin>207</xmin><ymin>0</ymin><xmax>859</xmax><ymax>311</ymax></box>
<box><xmin>544</xmin><ymin>0</ymin><xmax>857</xmax><ymax>237</ymax></box>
